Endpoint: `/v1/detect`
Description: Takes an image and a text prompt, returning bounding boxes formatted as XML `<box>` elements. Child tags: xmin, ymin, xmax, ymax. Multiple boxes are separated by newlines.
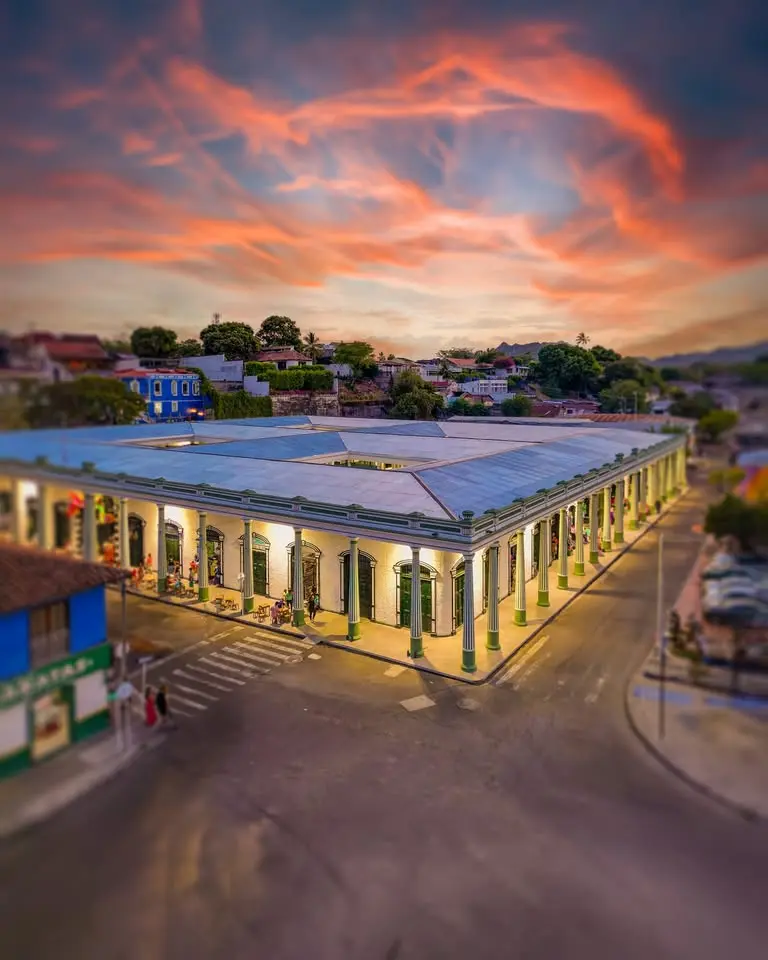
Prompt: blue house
<box><xmin>0</xmin><ymin>545</ymin><xmax>128</xmax><ymax>778</ymax></box>
<box><xmin>117</xmin><ymin>368</ymin><xmax>208</xmax><ymax>423</ymax></box>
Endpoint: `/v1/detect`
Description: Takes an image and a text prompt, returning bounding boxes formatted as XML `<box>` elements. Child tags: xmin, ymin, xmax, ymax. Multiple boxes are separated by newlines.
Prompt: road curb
<box><xmin>0</xmin><ymin>738</ymin><xmax>159</xmax><ymax>842</ymax></box>
<box><xmin>623</xmin><ymin>665</ymin><xmax>762</xmax><ymax>824</ymax></box>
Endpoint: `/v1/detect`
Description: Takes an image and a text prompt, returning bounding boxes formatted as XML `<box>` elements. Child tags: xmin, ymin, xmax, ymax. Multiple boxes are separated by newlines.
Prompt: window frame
<box><xmin>152</xmin><ymin>380</ymin><xmax>162</xmax><ymax>397</ymax></box>
<box><xmin>171</xmin><ymin>380</ymin><xmax>178</xmax><ymax>396</ymax></box>
<box><xmin>181</xmin><ymin>380</ymin><xmax>190</xmax><ymax>396</ymax></box>
<box><xmin>28</xmin><ymin>601</ymin><xmax>70</xmax><ymax>670</ymax></box>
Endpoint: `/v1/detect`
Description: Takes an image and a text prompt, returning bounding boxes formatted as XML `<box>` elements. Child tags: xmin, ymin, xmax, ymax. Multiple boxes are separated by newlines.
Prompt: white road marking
<box><xmin>384</xmin><ymin>665</ymin><xmax>406</xmax><ymax>678</ymax></box>
<box><xmin>199</xmin><ymin>656</ymin><xmax>252</xmax><ymax>678</ymax></box>
<box><xmin>308</xmin><ymin>653</ymin><xmax>322</xmax><ymax>660</ymax></box>
<box><xmin>261</xmin><ymin>635</ymin><xmax>314</xmax><ymax>651</ymax></box>
<box><xmin>231</xmin><ymin>641</ymin><xmax>284</xmax><ymax>664</ymax></box>
<box><xmin>209</xmin><ymin>630</ymin><xmax>234</xmax><ymax>642</ymax></box>
<box><xmin>169</xmin><ymin>694</ymin><xmax>207</xmax><ymax>711</ymax></box>
<box><xmin>207</xmin><ymin>651</ymin><xmax>262</xmax><ymax>675</ymax></box>
<box><xmin>400</xmin><ymin>694</ymin><xmax>436</xmax><ymax>712</ymax></box>
<box><xmin>186</xmin><ymin>663</ymin><xmax>245</xmax><ymax>686</ymax></box>
<box><xmin>586</xmin><ymin>676</ymin><xmax>607</xmax><ymax>704</ymax></box>
<box><xmin>166</xmin><ymin>705</ymin><xmax>194</xmax><ymax>718</ymax></box>
<box><xmin>496</xmin><ymin>635</ymin><xmax>550</xmax><ymax>686</ymax></box>
<box><xmin>228</xmin><ymin>644</ymin><xmax>279</xmax><ymax>668</ymax></box>
<box><xmin>174</xmin><ymin>669</ymin><xmax>232</xmax><ymax>692</ymax></box>
<box><xmin>230</xmin><ymin>625</ymin><xmax>245</xmax><ymax>632</ymax></box>
<box><xmin>234</xmin><ymin>638</ymin><xmax>291</xmax><ymax>660</ymax></box>
<box><xmin>173</xmin><ymin>683</ymin><xmax>219</xmax><ymax>702</ymax></box>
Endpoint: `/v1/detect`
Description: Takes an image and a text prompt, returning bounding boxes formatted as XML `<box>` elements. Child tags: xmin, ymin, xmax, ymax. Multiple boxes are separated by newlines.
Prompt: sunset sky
<box><xmin>1</xmin><ymin>0</ymin><xmax>766</xmax><ymax>358</ymax></box>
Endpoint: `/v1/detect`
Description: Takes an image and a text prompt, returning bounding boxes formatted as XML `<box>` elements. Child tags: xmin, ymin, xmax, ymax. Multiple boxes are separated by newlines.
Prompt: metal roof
<box><xmin>0</xmin><ymin>416</ymin><xmax>674</xmax><ymax>520</ymax></box>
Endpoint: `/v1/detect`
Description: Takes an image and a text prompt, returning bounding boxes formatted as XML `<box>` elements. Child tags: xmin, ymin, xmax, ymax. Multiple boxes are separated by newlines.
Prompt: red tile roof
<box><xmin>116</xmin><ymin>368</ymin><xmax>190</xmax><ymax>377</ymax></box>
<box><xmin>449</xmin><ymin>358</ymin><xmax>479</xmax><ymax>368</ymax></box>
<box><xmin>0</xmin><ymin>544</ymin><xmax>129</xmax><ymax>615</ymax></box>
<box><xmin>19</xmin><ymin>334</ymin><xmax>108</xmax><ymax>362</ymax></box>
<box><xmin>255</xmin><ymin>349</ymin><xmax>310</xmax><ymax>362</ymax></box>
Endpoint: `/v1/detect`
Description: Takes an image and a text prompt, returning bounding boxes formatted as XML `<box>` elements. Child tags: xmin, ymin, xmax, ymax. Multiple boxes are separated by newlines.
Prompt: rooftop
<box><xmin>0</xmin><ymin>416</ymin><xmax>676</xmax><ymax>522</ymax></box>
<box><xmin>0</xmin><ymin>544</ymin><xmax>129</xmax><ymax>614</ymax></box>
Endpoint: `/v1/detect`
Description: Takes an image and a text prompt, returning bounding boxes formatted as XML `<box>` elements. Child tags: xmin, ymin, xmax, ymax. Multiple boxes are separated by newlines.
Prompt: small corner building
<box><xmin>117</xmin><ymin>368</ymin><xmax>207</xmax><ymax>423</ymax></box>
<box><xmin>0</xmin><ymin>545</ymin><xmax>128</xmax><ymax>778</ymax></box>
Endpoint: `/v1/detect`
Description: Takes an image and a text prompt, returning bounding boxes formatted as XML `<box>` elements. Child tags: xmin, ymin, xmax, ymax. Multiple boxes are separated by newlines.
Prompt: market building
<box><xmin>0</xmin><ymin>416</ymin><xmax>687</xmax><ymax>674</ymax></box>
<box><xmin>0</xmin><ymin>545</ymin><xmax>127</xmax><ymax>777</ymax></box>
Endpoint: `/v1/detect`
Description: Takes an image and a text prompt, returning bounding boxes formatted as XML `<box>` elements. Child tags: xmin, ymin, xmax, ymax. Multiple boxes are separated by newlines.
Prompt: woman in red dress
<box><xmin>144</xmin><ymin>687</ymin><xmax>158</xmax><ymax>727</ymax></box>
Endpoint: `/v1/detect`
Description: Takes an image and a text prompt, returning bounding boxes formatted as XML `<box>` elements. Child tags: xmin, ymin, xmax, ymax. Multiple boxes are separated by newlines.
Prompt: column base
<box><xmin>614</xmin><ymin>533</ymin><xmax>625</xmax><ymax>544</ymax></box>
<box><xmin>514</xmin><ymin>609</ymin><xmax>527</xmax><ymax>626</ymax></box>
<box><xmin>409</xmin><ymin>636</ymin><xmax>424</xmax><ymax>659</ymax></box>
<box><xmin>589</xmin><ymin>551</ymin><xmax>600</xmax><ymax>564</ymax></box>
<box><xmin>629</xmin><ymin>520</ymin><xmax>639</xmax><ymax>530</ymax></box>
<box><xmin>461</xmin><ymin>650</ymin><xmax>477</xmax><ymax>673</ymax></box>
<box><xmin>197</xmin><ymin>585</ymin><xmax>209</xmax><ymax>602</ymax></box>
<box><xmin>293</xmin><ymin>608</ymin><xmax>306</xmax><ymax>627</ymax></box>
<box><xmin>486</xmin><ymin>630</ymin><xmax>500</xmax><ymax>651</ymax></box>
<box><xmin>243</xmin><ymin>595</ymin><xmax>254</xmax><ymax>613</ymax></box>
<box><xmin>157</xmin><ymin>578</ymin><xmax>167</xmax><ymax>594</ymax></box>
<box><xmin>557</xmin><ymin>574</ymin><xmax>568</xmax><ymax>589</ymax></box>
<box><xmin>601</xmin><ymin>540</ymin><xmax>612</xmax><ymax>552</ymax></box>
<box><xmin>347</xmin><ymin>620</ymin><xmax>361</xmax><ymax>641</ymax></box>
<box><xmin>573</xmin><ymin>561</ymin><xmax>585</xmax><ymax>576</ymax></box>
<box><xmin>537</xmin><ymin>590</ymin><xmax>550</xmax><ymax>607</ymax></box>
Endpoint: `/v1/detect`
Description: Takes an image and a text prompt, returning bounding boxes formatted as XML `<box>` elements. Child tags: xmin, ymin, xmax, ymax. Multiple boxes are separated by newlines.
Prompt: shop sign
<box><xmin>0</xmin><ymin>645</ymin><xmax>111</xmax><ymax>709</ymax></box>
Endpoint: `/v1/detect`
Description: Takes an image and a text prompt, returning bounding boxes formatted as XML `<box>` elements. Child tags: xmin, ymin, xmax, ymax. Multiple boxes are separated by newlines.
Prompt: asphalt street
<box><xmin>1</xmin><ymin>488</ymin><xmax>767</xmax><ymax>960</ymax></box>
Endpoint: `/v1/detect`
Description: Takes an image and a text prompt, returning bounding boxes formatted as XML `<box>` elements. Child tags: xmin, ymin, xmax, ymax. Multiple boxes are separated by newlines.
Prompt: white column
<box><xmin>589</xmin><ymin>493</ymin><xmax>600</xmax><ymax>563</ymax></box>
<box><xmin>118</xmin><ymin>498</ymin><xmax>130</xmax><ymax>568</ymax></box>
<box><xmin>83</xmin><ymin>492</ymin><xmax>97</xmax><ymax>562</ymax></box>
<box><xmin>574</xmin><ymin>500</ymin><xmax>585</xmax><ymax>575</ymax></box>
<box><xmin>557</xmin><ymin>508</ymin><xmax>569</xmax><ymax>588</ymax></box>
<box><xmin>537</xmin><ymin>518</ymin><xmax>550</xmax><ymax>607</ymax></box>
<box><xmin>629</xmin><ymin>473</ymin><xmax>640</xmax><ymax>530</ymax></box>
<box><xmin>409</xmin><ymin>546</ymin><xmax>423</xmax><ymax>658</ymax></box>
<box><xmin>242</xmin><ymin>519</ymin><xmax>254</xmax><ymax>613</ymax></box>
<box><xmin>601</xmin><ymin>487</ymin><xmax>612</xmax><ymax>551</ymax></box>
<box><xmin>157</xmin><ymin>504</ymin><xmax>168</xmax><ymax>591</ymax></box>
<box><xmin>486</xmin><ymin>543</ymin><xmax>500</xmax><ymax>650</ymax></box>
<box><xmin>462</xmin><ymin>551</ymin><xmax>476</xmax><ymax>672</ymax></box>
<box><xmin>614</xmin><ymin>479</ymin><xmax>625</xmax><ymax>544</ymax></box>
<box><xmin>292</xmin><ymin>528</ymin><xmax>305</xmax><ymax>626</ymax></box>
<box><xmin>514</xmin><ymin>529</ymin><xmax>526</xmax><ymax>625</ymax></box>
<box><xmin>347</xmin><ymin>537</ymin><xmax>361</xmax><ymax>640</ymax></box>
<box><xmin>37</xmin><ymin>484</ymin><xmax>52</xmax><ymax>551</ymax></box>
<box><xmin>10</xmin><ymin>479</ymin><xmax>25</xmax><ymax>544</ymax></box>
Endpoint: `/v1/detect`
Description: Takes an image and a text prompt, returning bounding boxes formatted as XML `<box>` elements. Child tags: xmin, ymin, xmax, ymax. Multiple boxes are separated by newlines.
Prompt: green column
<box><xmin>486</xmin><ymin>542</ymin><xmax>500</xmax><ymax>650</ymax></box>
<box><xmin>347</xmin><ymin>537</ymin><xmax>361</xmax><ymax>640</ymax></box>
<box><xmin>156</xmin><ymin>504</ymin><xmax>168</xmax><ymax>592</ymax></box>
<box><xmin>614</xmin><ymin>479</ymin><xmax>625</xmax><ymax>544</ymax></box>
<box><xmin>83</xmin><ymin>492</ymin><xmax>98</xmax><ymax>562</ymax></box>
<box><xmin>514</xmin><ymin>529</ymin><xmax>527</xmax><ymax>625</ymax></box>
<box><xmin>409</xmin><ymin>545</ymin><xmax>423</xmax><ymax>658</ymax></box>
<box><xmin>629</xmin><ymin>472</ymin><xmax>640</xmax><ymax>530</ymax></box>
<box><xmin>118</xmin><ymin>497</ymin><xmax>130</xmax><ymax>568</ymax></box>
<box><xmin>557</xmin><ymin>508</ymin><xmax>569</xmax><ymax>588</ymax></box>
<box><xmin>37</xmin><ymin>484</ymin><xmax>52</xmax><ymax>551</ymax></box>
<box><xmin>537</xmin><ymin>518</ymin><xmax>550</xmax><ymax>607</ymax></box>
<box><xmin>589</xmin><ymin>493</ymin><xmax>600</xmax><ymax>564</ymax></box>
<box><xmin>195</xmin><ymin>511</ymin><xmax>208</xmax><ymax>600</ymax></box>
<box><xmin>242</xmin><ymin>519</ymin><xmax>254</xmax><ymax>613</ymax></box>
<box><xmin>601</xmin><ymin>487</ymin><xmax>612</xmax><ymax>551</ymax></box>
<box><xmin>461</xmin><ymin>551</ymin><xmax>476</xmax><ymax>672</ymax></box>
<box><xmin>574</xmin><ymin>500</ymin><xmax>585</xmax><ymax>575</ymax></box>
<box><xmin>292</xmin><ymin>528</ymin><xmax>305</xmax><ymax>626</ymax></box>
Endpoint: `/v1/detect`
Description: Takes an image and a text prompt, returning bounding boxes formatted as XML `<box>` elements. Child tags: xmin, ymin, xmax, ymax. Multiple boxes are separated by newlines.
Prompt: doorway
<box><xmin>341</xmin><ymin>552</ymin><xmax>374</xmax><ymax>619</ymax></box>
<box><xmin>509</xmin><ymin>541</ymin><xmax>518</xmax><ymax>593</ymax></box>
<box><xmin>289</xmin><ymin>541</ymin><xmax>321</xmax><ymax>600</ymax></box>
<box><xmin>398</xmin><ymin>563</ymin><xmax>434</xmax><ymax>634</ymax></box>
<box><xmin>242</xmin><ymin>533</ymin><xmax>269</xmax><ymax>596</ymax></box>
<box><xmin>54</xmin><ymin>502</ymin><xmax>70</xmax><ymax>549</ymax></box>
<box><xmin>206</xmin><ymin>526</ymin><xmax>224</xmax><ymax>586</ymax></box>
<box><xmin>165</xmin><ymin>521</ymin><xmax>183</xmax><ymax>573</ymax></box>
<box><xmin>128</xmin><ymin>515</ymin><xmax>144</xmax><ymax>567</ymax></box>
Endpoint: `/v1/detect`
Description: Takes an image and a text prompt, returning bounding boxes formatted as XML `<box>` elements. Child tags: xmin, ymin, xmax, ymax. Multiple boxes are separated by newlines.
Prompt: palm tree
<box><xmin>576</xmin><ymin>331</ymin><xmax>590</xmax><ymax>348</ymax></box>
<box><xmin>303</xmin><ymin>331</ymin><xmax>321</xmax><ymax>363</ymax></box>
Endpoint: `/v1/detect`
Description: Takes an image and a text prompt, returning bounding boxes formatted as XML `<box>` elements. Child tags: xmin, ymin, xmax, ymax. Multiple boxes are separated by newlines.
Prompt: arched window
<box><xmin>288</xmin><ymin>540</ymin><xmax>321</xmax><ymax>600</ymax></box>
<box><xmin>339</xmin><ymin>549</ymin><xmax>377</xmax><ymax>620</ymax></box>
<box><xmin>394</xmin><ymin>560</ymin><xmax>437</xmax><ymax>635</ymax></box>
<box><xmin>240</xmin><ymin>532</ymin><xmax>270</xmax><ymax>596</ymax></box>
<box><xmin>204</xmin><ymin>525</ymin><xmax>225</xmax><ymax>585</ymax></box>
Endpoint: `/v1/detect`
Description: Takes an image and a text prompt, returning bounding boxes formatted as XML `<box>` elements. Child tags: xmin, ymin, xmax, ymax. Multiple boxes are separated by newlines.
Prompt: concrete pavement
<box><xmin>2</xmin><ymin>489</ymin><xmax>767</xmax><ymax>959</ymax></box>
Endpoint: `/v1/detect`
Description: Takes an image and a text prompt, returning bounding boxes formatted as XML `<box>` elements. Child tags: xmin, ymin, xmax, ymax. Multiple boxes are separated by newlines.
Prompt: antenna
<box><xmin>212</xmin><ymin>312</ymin><xmax>221</xmax><ymax>325</ymax></box>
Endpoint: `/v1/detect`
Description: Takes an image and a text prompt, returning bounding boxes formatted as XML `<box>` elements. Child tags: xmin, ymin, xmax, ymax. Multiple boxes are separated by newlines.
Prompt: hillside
<box><xmin>495</xmin><ymin>341</ymin><xmax>554</xmax><ymax>358</ymax></box>
<box><xmin>647</xmin><ymin>341</ymin><xmax>768</xmax><ymax>368</ymax></box>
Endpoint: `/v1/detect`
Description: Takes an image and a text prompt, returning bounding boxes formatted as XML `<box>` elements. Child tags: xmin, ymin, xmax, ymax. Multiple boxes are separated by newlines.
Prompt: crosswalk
<box><xmin>492</xmin><ymin>633</ymin><xmax>610</xmax><ymax>704</ymax></box>
<box><xmin>138</xmin><ymin>629</ymin><xmax>316</xmax><ymax>719</ymax></box>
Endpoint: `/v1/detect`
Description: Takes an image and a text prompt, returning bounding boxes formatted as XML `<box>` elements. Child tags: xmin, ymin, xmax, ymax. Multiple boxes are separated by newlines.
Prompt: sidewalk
<box><xmin>0</xmin><ymin>706</ymin><xmax>159</xmax><ymax>840</ymax></box>
<box><xmin>626</xmin><ymin>676</ymin><xmax>768</xmax><ymax>820</ymax></box>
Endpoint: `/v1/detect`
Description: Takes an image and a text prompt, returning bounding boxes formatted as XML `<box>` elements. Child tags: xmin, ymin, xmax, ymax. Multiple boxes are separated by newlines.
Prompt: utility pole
<box><xmin>657</xmin><ymin>533</ymin><xmax>666</xmax><ymax>739</ymax></box>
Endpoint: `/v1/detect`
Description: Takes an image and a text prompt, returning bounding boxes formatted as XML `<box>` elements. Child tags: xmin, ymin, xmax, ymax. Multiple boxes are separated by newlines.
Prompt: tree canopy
<box><xmin>533</xmin><ymin>343</ymin><xmax>602</xmax><ymax>396</ymax></box>
<box><xmin>500</xmin><ymin>395</ymin><xmax>533</xmax><ymax>416</ymax></box>
<box><xmin>27</xmin><ymin>377</ymin><xmax>145</xmax><ymax>428</ymax></box>
<box><xmin>390</xmin><ymin>371</ymin><xmax>444</xmax><ymax>420</ymax></box>
<box><xmin>130</xmin><ymin>326</ymin><xmax>178</xmax><ymax>358</ymax></box>
<box><xmin>438</xmin><ymin>347</ymin><xmax>475</xmax><ymax>359</ymax></box>
<box><xmin>668</xmin><ymin>391</ymin><xmax>719</xmax><ymax>420</ymax></box>
<box><xmin>258</xmin><ymin>315</ymin><xmax>302</xmax><ymax>350</ymax></box>
<box><xmin>333</xmin><ymin>341</ymin><xmax>376</xmax><ymax>377</ymax></box>
<box><xmin>599</xmin><ymin>379</ymin><xmax>650</xmax><ymax>413</ymax></box>
<box><xmin>200</xmin><ymin>321</ymin><xmax>258</xmax><ymax>361</ymax></box>
<box><xmin>590</xmin><ymin>344</ymin><xmax>620</xmax><ymax>364</ymax></box>
<box><xmin>451</xmin><ymin>397</ymin><xmax>491</xmax><ymax>417</ymax></box>
<box><xmin>176</xmin><ymin>339</ymin><xmax>203</xmax><ymax>357</ymax></box>
<box><xmin>704</xmin><ymin>494</ymin><xmax>768</xmax><ymax>553</ymax></box>
<box><xmin>697</xmin><ymin>409</ymin><xmax>739</xmax><ymax>442</ymax></box>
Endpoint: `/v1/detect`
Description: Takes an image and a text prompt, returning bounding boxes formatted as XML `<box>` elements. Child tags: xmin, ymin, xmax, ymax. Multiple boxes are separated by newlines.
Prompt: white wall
<box><xmin>75</xmin><ymin>671</ymin><xmax>108</xmax><ymax>720</ymax></box>
<box><xmin>243</xmin><ymin>377</ymin><xmax>270</xmax><ymax>396</ymax></box>
<box><xmin>0</xmin><ymin>703</ymin><xmax>27</xmax><ymax>758</ymax></box>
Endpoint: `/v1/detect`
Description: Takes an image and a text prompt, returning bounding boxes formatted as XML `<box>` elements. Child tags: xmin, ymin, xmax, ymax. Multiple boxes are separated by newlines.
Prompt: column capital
<box><xmin>350</xmin><ymin>536</ymin><xmax>360</xmax><ymax>544</ymax></box>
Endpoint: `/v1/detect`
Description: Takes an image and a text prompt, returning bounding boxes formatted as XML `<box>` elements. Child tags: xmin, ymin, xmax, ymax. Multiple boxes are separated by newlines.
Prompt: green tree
<box><xmin>102</xmin><ymin>338</ymin><xmax>132</xmax><ymax>355</ymax></box>
<box><xmin>599</xmin><ymin>379</ymin><xmax>650</xmax><ymax>413</ymax></box>
<box><xmin>660</xmin><ymin>366</ymin><xmax>684</xmax><ymax>381</ymax></box>
<box><xmin>698</xmin><ymin>409</ymin><xmax>739</xmax><ymax>442</ymax></box>
<box><xmin>0</xmin><ymin>393</ymin><xmax>30</xmax><ymax>430</ymax></box>
<box><xmin>130</xmin><ymin>326</ymin><xmax>178</xmax><ymax>358</ymax></box>
<box><xmin>536</xmin><ymin>343</ymin><xmax>602</xmax><ymax>396</ymax></box>
<box><xmin>500</xmin><ymin>395</ymin><xmax>533</xmax><ymax>416</ymax></box>
<box><xmin>200</xmin><ymin>321</ymin><xmax>258</xmax><ymax>360</ymax></box>
<box><xmin>737</xmin><ymin>361</ymin><xmax>768</xmax><ymax>385</ymax></box>
<box><xmin>438</xmin><ymin>347</ymin><xmax>475</xmax><ymax>359</ymax></box>
<box><xmin>708</xmin><ymin>467</ymin><xmax>746</xmax><ymax>494</ymax></box>
<box><xmin>601</xmin><ymin>359</ymin><xmax>647</xmax><ymax>386</ymax></box>
<box><xmin>176</xmin><ymin>339</ymin><xmax>203</xmax><ymax>357</ymax></box>
<box><xmin>475</xmin><ymin>348</ymin><xmax>499</xmax><ymax>364</ymax></box>
<box><xmin>258</xmin><ymin>315</ymin><xmax>302</xmax><ymax>350</ymax></box>
<box><xmin>450</xmin><ymin>397</ymin><xmax>490</xmax><ymax>417</ymax></box>
<box><xmin>334</xmin><ymin>341</ymin><xmax>376</xmax><ymax>377</ymax></box>
<box><xmin>303</xmin><ymin>331</ymin><xmax>322</xmax><ymax>363</ymax></box>
<box><xmin>27</xmin><ymin>377</ymin><xmax>145</xmax><ymax>427</ymax></box>
<box><xmin>669</xmin><ymin>391</ymin><xmax>719</xmax><ymax>419</ymax></box>
<box><xmin>390</xmin><ymin>371</ymin><xmax>444</xmax><ymax>420</ymax></box>
<box><xmin>704</xmin><ymin>495</ymin><xmax>768</xmax><ymax>553</ymax></box>
<box><xmin>590</xmin><ymin>344</ymin><xmax>620</xmax><ymax>364</ymax></box>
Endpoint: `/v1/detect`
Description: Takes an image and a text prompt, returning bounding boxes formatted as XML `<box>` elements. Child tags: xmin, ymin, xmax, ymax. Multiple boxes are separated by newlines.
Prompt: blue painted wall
<box><xmin>118</xmin><ymin>371</ymin><xmax>208</xmax><ymax>422</ymax></box>
<box><xmin>69</xmin><ymin>585</ymin><xmax>107</xmax><ymax>653</ymax></box>
<box><xmin>0</xmin><ymin>610</ymin><xmax>30</xmax><ymax>680</ymax></box>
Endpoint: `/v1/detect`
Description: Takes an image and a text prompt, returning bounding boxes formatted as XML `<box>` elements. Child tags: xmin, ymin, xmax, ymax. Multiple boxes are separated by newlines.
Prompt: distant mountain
<box><xmin>496</xmin><ymin>341</ymin><xmax>556</xmax><ymax>358</ymax></box>
<box><xmin>647</xmin><ymin>341</ymin><xmax>768</xmax><ymax>368</ymax></box>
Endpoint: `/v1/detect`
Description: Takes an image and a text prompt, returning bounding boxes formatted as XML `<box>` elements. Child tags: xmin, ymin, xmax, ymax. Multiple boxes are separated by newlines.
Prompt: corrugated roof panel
<box><xmin>358</xmin><ymin>421</ymin><xmax>446</xmax><ymax>437</ymax></box>
<box><xmin>182</xmin><ymin>432</ymin><xmax>346</xmax><ymax>460</ymax></box>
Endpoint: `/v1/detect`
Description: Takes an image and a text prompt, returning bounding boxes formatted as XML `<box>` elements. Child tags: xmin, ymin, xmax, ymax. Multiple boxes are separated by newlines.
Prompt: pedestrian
<box><xmin>655</xmin><ymin>498</ymin><xmax>662</xmax><ymax>515</ymax></box>
<box><xmin>270</xmin><ymin>602</ymin><xmax>279</xmax><ymax>625</ymax></box>
<box><xmin>144</xmin><ymin>686</ymin><xmax>157</xmax><ymax>728</ymax></box>
<box><xmin>156</xmin><ymin>683</ymin><xmax>173</xmax><ymax>727</ymax></box>
<box><xmin>309</xmin><ymin>591</ymin><xmax>320</xmax><ymax>621</ymax></box>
